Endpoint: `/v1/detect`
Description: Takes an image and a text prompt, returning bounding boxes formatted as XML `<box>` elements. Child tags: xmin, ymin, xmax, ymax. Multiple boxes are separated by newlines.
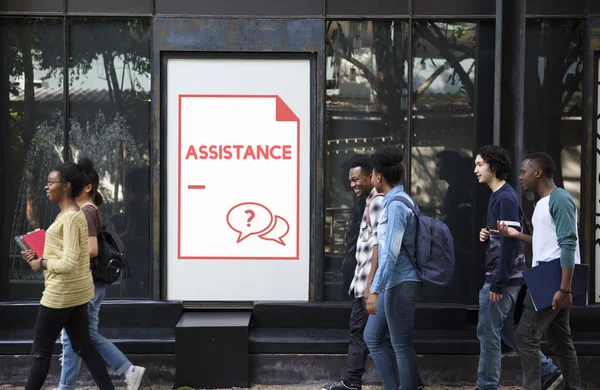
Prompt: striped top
<box><xmin>41</xmin><ymin>210</ymin><xmax>94</xmax><ymax>309</ymax></box>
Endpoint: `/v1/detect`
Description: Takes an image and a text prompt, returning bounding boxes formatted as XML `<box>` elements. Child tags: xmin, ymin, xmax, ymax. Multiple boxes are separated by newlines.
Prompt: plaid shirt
<box><xmin>349</xmin><ymin>188</ymin><xmax>383</xmax><ymax>298</ymax></box>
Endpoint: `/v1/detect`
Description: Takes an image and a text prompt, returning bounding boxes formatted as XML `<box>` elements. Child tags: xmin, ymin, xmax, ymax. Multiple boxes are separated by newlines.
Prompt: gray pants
<box><xmin>516</xmin><ymin>293</ymin><xmax>581</xmax><ymax>390</ymax></box>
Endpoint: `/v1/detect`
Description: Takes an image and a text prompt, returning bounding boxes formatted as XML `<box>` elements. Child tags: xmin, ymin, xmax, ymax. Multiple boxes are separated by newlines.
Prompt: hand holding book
<box><xmin>21</xmin><ymin>249</ymin><xmax>37</xmax><ymax>263</ymax></box>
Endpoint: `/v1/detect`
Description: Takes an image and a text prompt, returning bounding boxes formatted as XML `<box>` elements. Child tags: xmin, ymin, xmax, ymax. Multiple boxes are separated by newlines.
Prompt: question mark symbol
<box><xmin>245</xmin><ymin>209</ymin><xmax>255</xmax><ymax>227</ymax></box>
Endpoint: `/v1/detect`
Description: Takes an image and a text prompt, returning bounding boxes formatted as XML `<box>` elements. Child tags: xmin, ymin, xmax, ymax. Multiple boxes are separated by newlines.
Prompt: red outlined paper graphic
<box><xmin>177</xmin><ymin>95</ymin><xmax>300</xmax><ymax>260</ymax></box>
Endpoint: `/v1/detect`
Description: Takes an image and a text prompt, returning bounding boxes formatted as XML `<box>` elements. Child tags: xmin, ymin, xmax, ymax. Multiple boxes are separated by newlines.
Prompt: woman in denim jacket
<box><xmin>364</xmin><ymin>146</ymin><xmax>423</xmax><ymax>390</ymax></box>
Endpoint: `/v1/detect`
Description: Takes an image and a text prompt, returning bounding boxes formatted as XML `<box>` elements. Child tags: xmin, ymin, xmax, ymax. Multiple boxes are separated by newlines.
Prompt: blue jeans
<box><xmin>59</xmin><ymin>283</ymin><xmax>132</xmax><ymax>390</ymax></box>
<box><xmin>477</xmin><ymin>283</ymin><xmax>559</xmax><ymax>390</ymax></box>
<box><xmin>365</xmin><ymin>282</ymin><xmax>421</xmax><ymax>390</ymax></box>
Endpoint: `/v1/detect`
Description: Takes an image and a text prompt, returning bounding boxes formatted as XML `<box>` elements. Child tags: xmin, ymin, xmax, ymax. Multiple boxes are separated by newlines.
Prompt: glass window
<box><xmin>325</xmin><ymin>20</ymin><xmax>410</xmax><ymax>300</ymax></box>
<box><xmin>1</xmin><ymin>18</ymin><xmax>64</xmax><ymax>301</ymax></box>
<box><xmin>68</xmin><ymin>18</ymin><xmax>152</xmax><ymax>298</ymax></box>
<box><xmin>524</xmin><ymin>20</ymin><xmax>584</xmax><ymax>213</ymax></box>
<box><xmin>411</xmin><ymin>21</ymin><xmax>478</xmax><ymax>303</ymax></box>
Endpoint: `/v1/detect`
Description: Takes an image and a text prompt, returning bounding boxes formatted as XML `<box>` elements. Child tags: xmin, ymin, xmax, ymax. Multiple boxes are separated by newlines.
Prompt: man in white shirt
<box><xmin>497</xmin><ymin>152</ymin><xmax>581</xmax><ymax>390</ymax></box>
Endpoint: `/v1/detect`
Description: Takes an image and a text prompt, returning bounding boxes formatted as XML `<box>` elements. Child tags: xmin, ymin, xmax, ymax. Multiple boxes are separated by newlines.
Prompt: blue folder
<box><xmin>522</xmin><ymin>258</ymin><xmax>588</xmax><ymax>311</ymax></box>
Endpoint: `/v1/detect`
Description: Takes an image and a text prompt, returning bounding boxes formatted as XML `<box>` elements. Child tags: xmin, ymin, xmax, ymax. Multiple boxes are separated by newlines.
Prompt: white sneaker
<box><xmin>125</xmin><ymin>365</ymin><xmax>146</xmax><ymax>390</ymax></box>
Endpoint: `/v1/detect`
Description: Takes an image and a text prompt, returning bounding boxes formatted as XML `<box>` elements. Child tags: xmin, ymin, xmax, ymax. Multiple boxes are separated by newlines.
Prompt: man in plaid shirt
<box><xmin>323</xmin><ymin>156</ymin><xmax>383</xmax><ymax>390</ymax></box>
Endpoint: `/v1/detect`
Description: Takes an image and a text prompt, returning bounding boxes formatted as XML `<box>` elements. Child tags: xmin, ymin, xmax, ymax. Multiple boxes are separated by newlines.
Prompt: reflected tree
<box><xmin>69</xmin><ymin>19</ymin><xmax>150</xmax><ymax>111</ymax></box>
<box><xmin>68</xmin><ymin>19</ymin><xmax>150</xmax><ymax>214</ymax></box>
<box><xmin>524</xmin><ymin>20</ymin><xmax>584</xmax><ymax>189</ymax></box>
<box><xmin>5</xmin><ymin>19</ymin><xmax>63</xmax><ymax>228</ymax></box>
<box><xmin>6</xmin><ymin>18</ymin><xmax>150</xmax><ymax>229</ymax></box>
<box><xmin>326</xmin><ymin>21</ymin><xmax>476</xmax><ymax>140</ymax></box>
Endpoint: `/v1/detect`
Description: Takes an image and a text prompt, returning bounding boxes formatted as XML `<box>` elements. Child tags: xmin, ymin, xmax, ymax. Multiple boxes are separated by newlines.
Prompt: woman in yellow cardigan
<box><xmin>22</xmin><ymin>162</ymin><xmax>114</xmax><ymax>390</ymax></box>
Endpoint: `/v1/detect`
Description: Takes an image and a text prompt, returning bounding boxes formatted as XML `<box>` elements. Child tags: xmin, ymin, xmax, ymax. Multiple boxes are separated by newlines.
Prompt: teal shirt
<box><xmin>532</xmin><ymin>187</ymin><xmax>580</xmax><ymax>268</ymax></box>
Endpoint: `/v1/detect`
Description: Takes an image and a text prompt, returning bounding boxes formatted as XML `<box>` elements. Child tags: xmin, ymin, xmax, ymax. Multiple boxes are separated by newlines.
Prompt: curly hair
<box><xmin>477</xmin><ymin>145</ymin><xmax>511</xmax><ymax>180</ymax></box>
<box><xmin>370</xmin><ymin>146</ymin><xmax>404</xmax><ymax>185</ymax></box>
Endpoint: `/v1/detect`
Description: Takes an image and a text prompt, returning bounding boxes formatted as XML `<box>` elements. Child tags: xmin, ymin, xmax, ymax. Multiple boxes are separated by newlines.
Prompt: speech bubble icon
<box><xmin>226</xmin><ymin>202</ymin><xmax>274</xmax><ymax>243</ymax></box>
<box><xmin>258</xmin><ymin>215</ymin><xmax>290</xmax><ymax>246</ymax></box>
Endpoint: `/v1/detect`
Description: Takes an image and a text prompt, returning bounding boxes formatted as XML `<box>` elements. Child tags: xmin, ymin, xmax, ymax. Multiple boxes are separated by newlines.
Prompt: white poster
<box><xmin>166</xmin><ymin>58</ymin><xmax>311</xmax><ymax>301</ymax></box>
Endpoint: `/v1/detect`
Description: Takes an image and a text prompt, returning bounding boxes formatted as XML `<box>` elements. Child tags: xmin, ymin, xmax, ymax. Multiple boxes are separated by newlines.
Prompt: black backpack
<box><xmin>92</xmin><ymin>208</ymin><xmax>129</xmax><ymax>285</ymax></box>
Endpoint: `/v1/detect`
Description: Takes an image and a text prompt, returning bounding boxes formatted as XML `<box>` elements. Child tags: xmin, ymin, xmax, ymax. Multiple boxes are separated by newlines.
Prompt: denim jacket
<box><xmin>370</xmin><ymin>186</ymin><xmax>420</xmax><ymax>294</ymax></box>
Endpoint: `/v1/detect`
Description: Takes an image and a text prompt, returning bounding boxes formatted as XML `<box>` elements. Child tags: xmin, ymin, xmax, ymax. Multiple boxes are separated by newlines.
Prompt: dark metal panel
<box><xmin>500</xmin><ymin>0</ymin><xmax>526</xmax><ymax>187</ymax></box>
<box><xmin>67</xmin><ymin>0</ymin><xmax>152</xmax><ymax>14</ymax></box>
<box><xmin>583</xmin><ymin>23</ymin><xmax>597</xmax><ymax>303</ymax></box>
<box><xmin>153</xmin><ymin>33</ymin><xmax>163</xmax><ymax>301</ymax></box>
<box><xmin>313</xmin><ymin>50</ymin><xmax>325</xmax><ymax>301</ymax></box>
<box><xmin>405</xmin><ymin>19</ymin><xmax>413</xmax><ymax>195</ymax></box>
<box><xmin>0</xmin><ymin>21</ymin><xmax>9</xmax><ymax>299</ymax></box>
<box><xmin>155</xmin><ymin>0</ymin><xmax>322</xmax><ymax>17</ymax></box>
<box><xmin>494</xmin><ymin>0</ymin><xmax>502</xmax><ymax>144</ymax></box>
<box><xmin>326</xmin><ymin>0</ymin><xmax>408</xmax><ymax>17</ymax></box>
<box><xmin>0</xmin><ymin>0</ymin><xmax>63</xmax><ymax>14</ymax></box>
<box><xmin>412</xmin><ymin>0</ymin><xmax>495</xmax><ymax>17</ymax></box>
<box><xmin>474</xmin><ymin>20</ymin><xmax>497</xmax><ymax>299</ymax></box>
<box><xmin>526</xmin><ymin>0</ymin><xmax>586</xmax><ymax>16</ymax></box>
<box><xmin>63</xmin><ymin>17</ymin><xmax>69</xmax><ymax>161</ymax></box>
<box><xmin>592</xmin><ymin>18</ymin><xmax>600</xmax><ymax>51</ymax></box>
<box><xmin>153</xmin><ymin>18</ymin><xmax>323</xmax><ymax>52</ymax></box>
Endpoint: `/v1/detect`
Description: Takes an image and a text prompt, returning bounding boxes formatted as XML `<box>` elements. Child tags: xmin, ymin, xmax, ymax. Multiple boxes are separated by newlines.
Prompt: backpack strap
<box><xmin>394</xmin><ymin>197</ymin><xmax>422</xmax><ymax>280</ymax></box>
<box><xmin>94</xmin><ymin>206</ymin><xmax>103</xmax><ymax>233</ymax></box>
<box><xmin>506</xmin><ymin>188</ymin><xmax>532</xmax><ymax>236</ymax></box>
<box><xmin>396</xmin><ymin>196</ymin><xmax>420</xmax><ymax>217</ymax></box>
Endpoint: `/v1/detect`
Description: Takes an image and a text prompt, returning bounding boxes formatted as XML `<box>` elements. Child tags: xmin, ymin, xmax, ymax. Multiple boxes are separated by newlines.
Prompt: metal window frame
<box><xmin>586</xmin><ymin>18</ymin><xmax>600</xmax><ymax>303</ymax></box>
<box><xmin>526</xmin><ymin>0</ymin><xmax>587</xmax><ymax>18</ymax></box>
<box><xmin>0</xmin><ymin>0</ymin><xmax>592</xmax><ymax>18</ymax></box>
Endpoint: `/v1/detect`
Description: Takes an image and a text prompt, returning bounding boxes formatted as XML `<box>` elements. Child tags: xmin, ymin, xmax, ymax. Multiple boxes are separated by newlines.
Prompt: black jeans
<box><xmin>344</xmin><ymin>297</ymin><xmax>370</xmax><ymax>385</ymax></box>
<box><xmin>25</xmin><ymin>303</ymin><xmax>115</xmax><ymax>390</ymax></box>
<box><xmin>516</xmin><ymin>293</ymin><xmax>581</xmax><ymax>390</ymax></box>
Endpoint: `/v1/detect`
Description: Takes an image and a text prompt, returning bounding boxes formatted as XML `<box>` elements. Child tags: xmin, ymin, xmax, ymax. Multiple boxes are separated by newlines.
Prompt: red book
<box><xmin>22</xmin><ymin>229</ymin><xmax>46</xmax><ymax>258</ymax></box>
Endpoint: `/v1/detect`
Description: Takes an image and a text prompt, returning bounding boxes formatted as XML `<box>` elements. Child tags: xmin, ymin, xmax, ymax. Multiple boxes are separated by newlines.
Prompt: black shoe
<box><xmin>399</xmin><ymin>386</ymin><xmax>425</xmax><ymax>390</ymax></box>
<box><xmin>542</xmin><ymin>371</ymin><xmax>564</xmax><ymax>390</ymax></box>
<box><xmin>322</xmin><ymin>380</ymin><xmax>361</xmax><ymax>390</ymax></box>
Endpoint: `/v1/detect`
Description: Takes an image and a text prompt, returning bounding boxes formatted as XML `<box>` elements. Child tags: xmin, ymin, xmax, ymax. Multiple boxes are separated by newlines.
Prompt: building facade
<box><xmin>1</xmin><ymin>0</ymin><xmax>600</xmax><ymax>385</ymax></box>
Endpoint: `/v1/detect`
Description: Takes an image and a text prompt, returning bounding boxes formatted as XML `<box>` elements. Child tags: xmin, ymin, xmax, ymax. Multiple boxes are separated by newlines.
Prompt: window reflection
<box><xmin>325</xmin><ymin>20</ymin><xmax>409</xmax><ymax>300</ymax></box>
<box><xmin>67</xmin><ymin>18</ymin><xmax>151</xmax><ymax>298</ymax></box>
<box><xmin>411</xmin><ymin>22</ymin><xmax>477</xmax><ymax>303</ymax></box>
<box><xmin>2</xmin><ymin>18</ymin><xmax>64</xmax><ymax>300</ymax></box>
<box><xmin>524</xmin><ymin>20</ymin><xmax>583</xmax><ymax>211</ymax></box>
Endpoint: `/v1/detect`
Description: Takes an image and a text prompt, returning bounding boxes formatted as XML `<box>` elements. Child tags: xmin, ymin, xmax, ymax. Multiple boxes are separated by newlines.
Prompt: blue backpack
<box><xmin>397</xmin><ymin>197</ymin><xmax>455</xmax><ymax>287</ymax></box>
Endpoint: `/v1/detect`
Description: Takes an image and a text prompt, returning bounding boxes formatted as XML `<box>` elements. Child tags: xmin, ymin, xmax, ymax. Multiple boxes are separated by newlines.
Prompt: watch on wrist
<box><xmin>559</xmin><ymin>288</ymin><xmax>572</xmax><ymax>294</ymax></box>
